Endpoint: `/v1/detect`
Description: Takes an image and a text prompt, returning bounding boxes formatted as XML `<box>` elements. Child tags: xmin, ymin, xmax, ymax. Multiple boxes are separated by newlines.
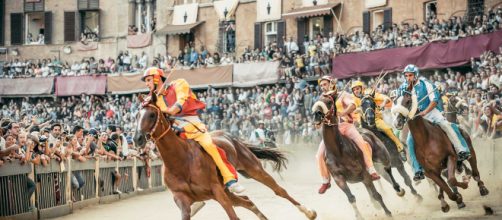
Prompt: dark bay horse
<box><xmin>360</xmin><ymin>94</ymin><xmax>422</xmax><ymax>200</ymax></box>
<box><xmin>312</xmin><ymin>91</ymin><xmax>404</xmax><ymax>218</ymax></box>
<box><xmin>393</xmin><ymin>91</ymin><xmax>489</xmax><ymax>212</ymax></box>
<box><xmin>134</xmin><ymin>96</ymin><xmax>316</xmax><ymax>220</ymax></box>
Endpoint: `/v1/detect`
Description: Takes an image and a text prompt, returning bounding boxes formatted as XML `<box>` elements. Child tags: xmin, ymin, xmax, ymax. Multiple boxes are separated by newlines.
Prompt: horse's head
<box><xmin>448</xmin><ymin>95</ymin><xmax>469</xmax><ymax>115</ymax></box>
<box><xmin>391</xmin><ymin>91</ymin><xmax>418</xmax><ymax>130</ymax></box>
<box><xmin>312</xmin><ymin>90</ymin><xmax>338</xmax><ymax>126</ymax></box>
<box><xmin>134</xmin><ymin>94</ymin><xmax>169</xmax><ymax>148</ymax></box>
<box><xmin>361</xmin><ymin>93</ymin><xmax>377</xmax><ymax>128</ymax></box>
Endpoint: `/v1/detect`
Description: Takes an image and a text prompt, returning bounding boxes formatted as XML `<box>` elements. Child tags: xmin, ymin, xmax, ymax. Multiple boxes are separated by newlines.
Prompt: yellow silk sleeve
<box><xmin>173</xmin><ymin>79</ymin><xmax>190</xmax><ymax>107</ymax></box>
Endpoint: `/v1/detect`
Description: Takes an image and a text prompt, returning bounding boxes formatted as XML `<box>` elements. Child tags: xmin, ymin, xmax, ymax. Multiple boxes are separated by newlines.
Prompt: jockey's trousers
<box><xmin>375</xmin><ymin>118</ymin><xmax>404</xmax><ymax>152</ymax></box>
<box><xmin>184</xmin><ymin>122</ymin><xmax>237</xmax><ymax>185</ymax></box>
<box><xmin>406</xmin><ymin>108</ymin><xmax>470</xmax><ymax>174</ymax></box>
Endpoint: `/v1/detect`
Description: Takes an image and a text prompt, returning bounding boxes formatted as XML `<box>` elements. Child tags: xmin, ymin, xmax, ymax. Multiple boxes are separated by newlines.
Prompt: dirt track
<box><xmin>53</xmin><ymin>142</ymin><xmax>501</xmax><ymax>220</ymax></box>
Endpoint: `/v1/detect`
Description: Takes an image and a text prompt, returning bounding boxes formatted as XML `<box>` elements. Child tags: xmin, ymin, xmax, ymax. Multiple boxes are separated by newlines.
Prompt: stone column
<box><xmin>129</xmin><ymin>0</ymin><xmax>136</xmax><ymax>26</ymax></box>
<box><xmin>136</xmin><ymin>0</ymin><xmax>144</xmax><ymax>30</ymax></box>
<box><xmin>145</xmin><ymin>0</ymin><xmax>153</xmax><ymax>32</ymax></box>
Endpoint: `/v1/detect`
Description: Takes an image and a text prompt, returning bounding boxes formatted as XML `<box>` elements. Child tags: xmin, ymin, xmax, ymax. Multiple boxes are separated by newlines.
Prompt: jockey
<box><xmin>351</xmin><ymin>81</ymin><xmax>407</xmax><ymax>162</ymax></box>
<box><xmin>316</xmin><ymin>76</ymin><xmax>380</xmax><ymax>194</ymax></box>
<box><xmin>141</xmin><ymin>67</ymin><xmax>245</xmax><ymax>193</ymax></box>
<box><xmin>397</xmin><ymin>64</ymin><xmax>470</xmax><ymax>181</ymax></box>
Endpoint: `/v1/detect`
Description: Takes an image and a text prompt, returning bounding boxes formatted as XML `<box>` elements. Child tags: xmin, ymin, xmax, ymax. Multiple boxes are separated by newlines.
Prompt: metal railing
<box><xmin>0</xmin><ymin>158</ymin><xmax>164</xmax><ymax>219</ymax></box>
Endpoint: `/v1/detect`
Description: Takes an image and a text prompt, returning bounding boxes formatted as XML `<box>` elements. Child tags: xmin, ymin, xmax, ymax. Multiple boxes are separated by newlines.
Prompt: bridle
<box><xmin>361</xmin><ymin>96</ymin><xmax>376</xmax><ymax>127</ymax></box>
<box><xmin>320</xmin><ymin>94</ymin><xmax>338</xmax><ymax>127</ymax></box>
<box><xmin>143</xmin><ymin>104</ymin><xmax>172</xmax><ymax>143</ymax></box>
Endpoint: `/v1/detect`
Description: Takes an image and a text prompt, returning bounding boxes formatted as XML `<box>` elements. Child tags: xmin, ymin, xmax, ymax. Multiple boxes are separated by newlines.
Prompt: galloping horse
<box><xmin>134</xmin><ymin>95</ymin><xmax>316</xmax><ymax>220</ymax></box>
<box><xmin>360</xmin><ymin>94</ymin><xmax>422</xmax><ymax>200</ymax></box>
<box><xmin>393</xmin><ymin>91</ymin><xmax>489</xmax><ymax>212</ymax></box>
<box><xmin>312</xmin><ymin>91</ymin><xmax>404</xmax><ymax>218</ymax></box>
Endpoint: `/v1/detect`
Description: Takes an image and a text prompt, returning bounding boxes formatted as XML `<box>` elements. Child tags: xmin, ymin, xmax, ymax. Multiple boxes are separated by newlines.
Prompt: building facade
<box><xmin>0</xmin><ymin>0</ymin><xmax>501</xmax><ymax>63</ymax></box>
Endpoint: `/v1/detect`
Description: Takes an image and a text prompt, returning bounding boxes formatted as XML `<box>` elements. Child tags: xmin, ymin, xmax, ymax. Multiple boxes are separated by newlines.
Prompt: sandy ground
<box><xmin>52</xmin><ymin>142</ymin><xmax>501</xmax><ymax>220</ymax></box>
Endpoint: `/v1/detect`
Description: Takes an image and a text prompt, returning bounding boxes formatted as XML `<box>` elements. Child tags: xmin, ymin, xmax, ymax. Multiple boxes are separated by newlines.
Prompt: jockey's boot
<box><xmin>399</xmin><ymin>150</ymin><xmax>407</xmax><ymax>162</ymax></box>
<box><xmin>368</xmin><ymin>167</ymin><xmax>380</xmax><ymax>181</ymax></box>
<box><xmin>458</xmin><ymin>151</ymin><xmax>471</xmax><ymax>161</ymax></box>
<box><xmin>226</xmin><ymin>180</ymin><xmax>245</xmax><ymax>194</ymax></box>
<box><xmin>318</xmin><ymin>183</ymin><xmax>331</xmax><ymax>194</ymax></box>
<box><xmin>413</xmin><ymin>171</ymin><xmax>425</xmax><ymax>181</ymax></box>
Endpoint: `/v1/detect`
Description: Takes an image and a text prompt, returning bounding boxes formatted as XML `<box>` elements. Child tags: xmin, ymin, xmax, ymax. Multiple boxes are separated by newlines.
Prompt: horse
<box><xmin>444</xmin><ymin>95</ymin><xmax>469</xmax><ymax>124</ymax></box>
<box><xmin>134</xmin><ymin>95</ymin><xmax>317</xmax><ymax>220</ymax></box>
<box><xmin>392</xmin><ymin>91</ymin><xmax>489</xmax><ymax>212</ymax></box>
<box><xmin>359</xmin><ymin>94</ymin><xmax>422</xmax><ymax>200</ymax></box>
<box><xmin>312</xmin><ymin>91</ymin><xmax>404</xmax><ymax>218</ymax></box>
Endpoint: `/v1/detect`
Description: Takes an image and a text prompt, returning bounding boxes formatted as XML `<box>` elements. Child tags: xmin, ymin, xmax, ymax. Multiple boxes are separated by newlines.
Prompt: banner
<box><xmin>56</xmin><ymin>75</ymin><xmax>107</xmax><ymax>96</ymax></box>
<box><xmin>127</xmin><ymin>33</ymin><xmax>152</xmax><ymax>48</ymax></box>
<box><xmin>0</xmin><ymin>77</ymin><xmax>53</xmax><ymax>96</ymax></box>
<box><xmin>332</xmin><ymin>30</ymin><xmax>502</xmax><ymax>78</ymax></box>
<box><xmin>75</xmin><ymin>41</ymin><xmax>98</xmax><ymax>51</ymax></box>
<box><xmin>107</xmin><ymin>65</ymin><xmax>233</xmax><ymax>94</ymax></box>
<box><xmin>233</xmin><ymin>61</ymin><xmax>279</xmax><ymax>87</ymax></box>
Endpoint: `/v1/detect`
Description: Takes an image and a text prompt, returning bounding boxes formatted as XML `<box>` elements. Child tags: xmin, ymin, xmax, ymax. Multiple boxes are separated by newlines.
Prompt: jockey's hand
<box><xmin>417</xmin><ymin>111</ymin><xmax>426</xmax><ymax>117</ymax></box>
<box><xmin>166</xmin><ymin>105</ymin><xmax>181</xmax><ymax>115</ymax></box>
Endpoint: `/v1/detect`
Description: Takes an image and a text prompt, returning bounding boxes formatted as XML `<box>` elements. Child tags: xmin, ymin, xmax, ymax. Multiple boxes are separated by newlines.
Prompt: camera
<box><xmin>39</xmin><ymin>135</ymin><xmax>48</xmax><ymax>143</ymax></box>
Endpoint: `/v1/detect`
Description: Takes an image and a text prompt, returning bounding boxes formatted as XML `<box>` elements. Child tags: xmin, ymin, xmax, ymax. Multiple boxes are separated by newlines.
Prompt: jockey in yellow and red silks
<box><xmin>141</xmin><ymin>67</ymin><xmax>245</xmax><ymax>194</ymax></box>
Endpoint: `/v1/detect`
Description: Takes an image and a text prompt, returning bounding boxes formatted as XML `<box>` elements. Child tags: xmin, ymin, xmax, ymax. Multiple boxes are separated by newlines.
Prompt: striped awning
<box><xmin>282</xmin><ymin>3</ymin><xmax>340</xmax><ymax>19</ymax></box>
<box><xmin>156</xmin><ymin>21</ymin><xmax>205</xmax><ymax>36</ymax></box>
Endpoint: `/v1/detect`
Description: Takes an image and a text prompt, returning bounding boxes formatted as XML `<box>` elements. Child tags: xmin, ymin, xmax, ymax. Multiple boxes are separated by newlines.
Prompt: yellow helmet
<box><xmin>351</xmin><ymin>80</ymin><xmax>364</xmax><ymax>90</ymax></box>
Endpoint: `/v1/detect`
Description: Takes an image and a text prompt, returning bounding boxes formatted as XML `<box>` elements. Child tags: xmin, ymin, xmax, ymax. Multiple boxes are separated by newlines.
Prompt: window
<box><xmin>309</xmin><ymin>17</ymin><xmax>324</xmax><ymax>40</ymax></box>
<box><xmin>263</xmin><ymin>22</ymin><xmax>277</xmax><ymax>46</ymax></box>
<box><xmin>25</xmin><ymin>12</ymin><xmax>44</xmax><ymax>45</ymax></box>
<box><xmin>372</xmin><ymin>10</ymin><xmax>384</xmax><ymax>30</ymax></box>
<box><xmin>424</xmin><ymin>1</ymin><xmax>437</xmax><ymax>23</ymax></box>
<box><xmin>24</xmin><ymin>0</ymin><xmax>44</xmax><ymax>12</ymax></box>
<box><xmin>80</xmin><ymin>10</ymin><xmax>100</xmax><ymax>42</ymax></box>
<box><xmin>219</xmin><ymin>21</ymin><xmax>235</xmax><ymax>53</ymax></box>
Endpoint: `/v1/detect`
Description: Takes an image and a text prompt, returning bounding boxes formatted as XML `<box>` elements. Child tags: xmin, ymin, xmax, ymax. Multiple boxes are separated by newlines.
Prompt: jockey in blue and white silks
<box><xmin>395</xmin><ymin>64</ymin><xmax>470</xmax><ymax>181</ymax></box>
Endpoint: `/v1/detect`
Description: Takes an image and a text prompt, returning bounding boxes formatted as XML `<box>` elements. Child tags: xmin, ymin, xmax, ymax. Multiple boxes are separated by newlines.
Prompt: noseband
<box><xmin>143</xmin><ymin>104</ymin><xmax>172</xmax><ymax>143</ymax></box>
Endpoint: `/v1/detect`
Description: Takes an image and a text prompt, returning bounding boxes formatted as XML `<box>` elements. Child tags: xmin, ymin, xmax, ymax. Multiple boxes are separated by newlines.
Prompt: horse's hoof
<box><xmin>307</xmin><ymin>210</ymin><xmax>317</xmax><ymax>220</ymax></box>
<box><xmin>441</xmin><ymin>205</ymin><xmax>450</xmax><ymax>213</ymax></box>
<box><xmin>457</xmin><ymin>202</ymin><xmax>466</xmax><ymax>209</ymax></box>
<box><xmin>385</xmin><ymin>211</ymin><xmax>392</xmax><ymax>217</ymax></box>
<box><xmin>480</xmin><ymin>187</ymin><xmax>489</xmax><ymax>196</ymax></box>
<box><xmin>396</xmin><ymin>188</ymin><xmax>405</xmax><ymax>197</ymax></box>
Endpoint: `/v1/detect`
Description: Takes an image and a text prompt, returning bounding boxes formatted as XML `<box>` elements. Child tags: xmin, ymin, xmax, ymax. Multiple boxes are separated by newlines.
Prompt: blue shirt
<box><xmin>398</xmin><ymin>78</ymin><xmax>443</xmax><ymax>112</ymax></box>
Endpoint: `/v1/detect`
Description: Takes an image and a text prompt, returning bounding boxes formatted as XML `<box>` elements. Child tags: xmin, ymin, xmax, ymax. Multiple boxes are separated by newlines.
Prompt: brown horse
<box><xmin>393</xmin><ymin>91</ymin><xmax>489</xmax><ymax>212</ymax></box>
<box><xmin>360</xmin><ymin>94</ymin><xmax>422</xmax><ymax>200</ymax></box>
<box><xmin>134</xmin><ymin>96</ymin><xmax>316</xmax><ymax>220</ymax></box>
<box><xmin>312</xmin><ymin>91</ymin><xmax>404</xmax><ymax>219</ymax></box>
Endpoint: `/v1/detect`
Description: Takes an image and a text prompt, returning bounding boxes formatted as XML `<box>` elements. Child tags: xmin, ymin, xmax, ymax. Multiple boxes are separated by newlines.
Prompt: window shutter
<box><xmin>78</xmin><ymin>0</ymin><xmax>99</xmax><ymax>10</ymax></box>
<box><xmin>64</xmin><ymin>11</ymin><xmax>76</xmax><ymax>42</ymax></box>
<box><xmin>254</xmin><ymin>22</ymin><xmax>262</xmax><ymax>50</ymax></box>
<box><xmin>276</xmin><ymin>21</ymin><xmax>285</xmax><ymax>49</ymax></box>
<box><xmin>78</xmin><ymin>0</ymin><xmax>89</xmax><ymax>9</ymax></box>
<box><xmin>44</xmin><ymin>11</ymin><xmax>52</xmax><ymax>44</ymax></box>
<box><xmin>0</xmin><ymin>0</ymin><xmax>4</xmax><ymax>46</ymax></box>
<box><xmin>297</xmin><ymin>18</ymin><xmax>306</xmax><ymax>54</ymax></box>
<box><xmin>89</xmin><ymin>0</ymin><xmax>99</xmax><ymax>9</ymax></box>
<box><xmin>363</xmin><ymin>11</ymin><xmax>370</xmax><ymax>34</ymax></box>
<box><xmin>24</xmin><ymin>0</ymin><xmax>44</xmax><ymax>12</ymax></box>
<box><xmin>10</xmin><ymin>13</ymin><xmax>23</xmax><ymax>45</ymax></box>
<box><xmin>383</xmin><ymin>8</ymin><xmax>392</xmax><ymax>32</ymax></box>
<box><xmin>323</xmin><ymin>15</ymin><xmax>333</xmax><ymax>37</ymax></box>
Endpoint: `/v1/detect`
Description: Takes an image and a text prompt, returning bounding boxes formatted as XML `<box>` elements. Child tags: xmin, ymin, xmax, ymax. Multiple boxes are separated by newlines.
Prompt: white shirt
<box><xmin>249</xmin><ymin>128</ymin><xmax>265</xmax><ymax>145</ymax></box>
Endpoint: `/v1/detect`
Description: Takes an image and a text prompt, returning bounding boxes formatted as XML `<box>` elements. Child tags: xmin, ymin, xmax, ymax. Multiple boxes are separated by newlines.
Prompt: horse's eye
<box><xmin>149</xmin><ymin>114</ymin><xmax>155</xmax><ymax>119</ymax></box>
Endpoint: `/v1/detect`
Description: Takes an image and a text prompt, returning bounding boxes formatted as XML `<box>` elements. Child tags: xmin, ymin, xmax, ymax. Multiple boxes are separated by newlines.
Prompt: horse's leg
<box><xmin>173</xmin><ymin>193</ymin><xmax>193</xmax><ymax>220</ymax></box>
<box><xmin>424</xmin><ymin>171</ymin><xmax>459</xmax><ymax>210</ymax></box>
<box><xmin>244</xmin><ymin>165</ymin><xmax>317</xmax><ymax>220</ymax></box>
<box><xmin>396</xmin><ymin>163</ymin><xmax>421</xmax><ymax>200</ymax></box>
<box><xmin>333</xmin><ymin>176</ymin><xmax>363</xmax><ymax>219</ymax></box>
<box><xmin>226</xmin><ymin>192</ymin><xmax>268</xmax><ymax>220</ymax></box>
<box><xmin>212</xmin><ymin>186</ymin><xmax>239</xmax><ymax>220</ymax></box>
<box><xmin>464</xmin><ymin>140</ymin><xmax>489</xmax><ymax>196</ymax></box>
<box><xmin>446</xmin><ymin>155</ymin><xmax>468</xmax><ymax>190</ymax></box>
<box><xmin>362</xmin><ymin>178</ymin><xmax>392</xmax><ymax>216</ymax></box>
<box><xmin>383</xmin><ymin>165</ymin><xmax>405</xmax><ymax>197</ymax></box>
<box><xmin>438</xmin><ymin>188</ymin><xmax>450</xmax><ymax>213</ymax></box>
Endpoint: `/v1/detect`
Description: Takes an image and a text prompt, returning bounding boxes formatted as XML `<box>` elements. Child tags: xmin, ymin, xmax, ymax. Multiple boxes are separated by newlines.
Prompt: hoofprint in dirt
<box><xmin>51</xmin><ymin>143</ymin><xmax>501</xmax><ymax>220</ymax></box>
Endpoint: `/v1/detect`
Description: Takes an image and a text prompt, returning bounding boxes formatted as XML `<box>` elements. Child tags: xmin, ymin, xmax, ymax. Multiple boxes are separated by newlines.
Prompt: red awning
<box><xmin>282</xmin><ymin>3</ymin><xmax>340</xmax><ymax>19</ymax></box>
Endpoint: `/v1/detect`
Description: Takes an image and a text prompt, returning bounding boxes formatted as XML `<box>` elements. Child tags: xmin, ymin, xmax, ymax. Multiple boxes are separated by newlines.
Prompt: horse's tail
<box><xmin>247</xmin><ymin>145</ymin><xmax>288</xmax><ymax>172</ymax></box>
<box><xmin>220</xmin><ymin>132</ymin><xmax>288</xmax><ymax>172</ymax></box>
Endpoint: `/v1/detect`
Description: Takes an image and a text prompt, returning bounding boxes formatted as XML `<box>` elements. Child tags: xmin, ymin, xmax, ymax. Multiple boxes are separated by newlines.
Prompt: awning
<box><xmin>282</xmin><ymin>3</ymin><xmax>340</xmax><ymax>19</ymax></box>
<box><xmin>172</xmin><ymin>3</ymin><xmax>199</xmax><ymax>25</ymax></box>
<box><xmin>156</xmin><ymin>21</ymin><xmax>205</xmax><ymax>35</ymax></box>
<box><xmin>213</xmin><ymin>0</ymin><xmax>239</xmax><ymax>21</ymax></box>
<box><xmin>256</xmin><ymin>0</ymin><xmax>282</xmax><ymax>22</ymax></box>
